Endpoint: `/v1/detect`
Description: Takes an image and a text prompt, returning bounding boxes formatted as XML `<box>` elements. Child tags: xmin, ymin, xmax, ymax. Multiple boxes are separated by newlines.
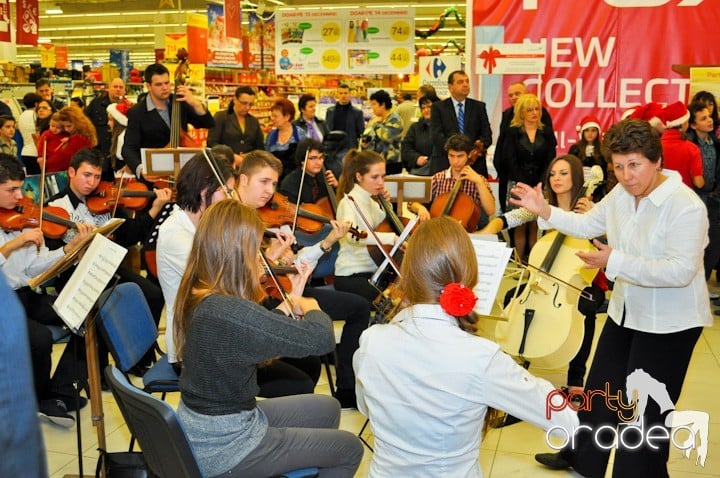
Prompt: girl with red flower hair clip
<box><xmin>353</xmin><ymin>216</ymin><xmax>578</xmax><ymax>478</ymax></box>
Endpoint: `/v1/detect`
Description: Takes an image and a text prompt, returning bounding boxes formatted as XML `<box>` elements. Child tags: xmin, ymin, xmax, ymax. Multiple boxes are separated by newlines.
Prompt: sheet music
<box><xmin>52</xmin><ymin>234</ymin><xmax>127</xmax><ymax>333</ymax></box>
<box><xmin>470</xmin><ymin>235</ymin><xmax>513</xmax><ymax>315</ymax></box>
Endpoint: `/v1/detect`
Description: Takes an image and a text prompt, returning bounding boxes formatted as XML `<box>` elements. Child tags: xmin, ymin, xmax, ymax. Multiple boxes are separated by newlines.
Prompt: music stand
<box><xmin>141</xmin><ymin>147</ymin><xmax>205</xmax><ymax>180</ymax></box>
<box><xmin>30</xmin><ymin>223</ymin><xmax>125</xmax><ymax>478</ymax></box>
<box><xmin>383</xmin><ymin>174</ymin><xmax>431</xmax><ymax>213</ymax></box>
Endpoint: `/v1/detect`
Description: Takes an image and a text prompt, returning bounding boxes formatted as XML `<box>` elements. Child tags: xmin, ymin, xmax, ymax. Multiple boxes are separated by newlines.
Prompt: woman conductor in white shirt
<box><xmin>512</xmin><ymin>118</ymin><xmax>712</xmax><ymax>478</ymax></box>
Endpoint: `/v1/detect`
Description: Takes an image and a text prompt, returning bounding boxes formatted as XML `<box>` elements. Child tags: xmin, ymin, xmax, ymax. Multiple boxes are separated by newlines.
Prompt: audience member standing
<box><xmin>207</xmin><ymin>85</ymin><xmax>264</xmax><ymax>167</ymax></box>
<box><xmin>659</xmin><ymin>101</ymin><xmax>703</xmax><ymax>189</ymax></box>
<box><xmin>293</xmin><ymin>93</ymin><xmax>329</xmax><ymax>143</ymax></box>
<box><xmin>395</xmin><ymin>92</ymin><xmax>417</xmax><ymax>138</ymax></box>
<box><xmin>500</xmin><ymin>93</ymin><xmax>557</xmax><ymax>260</ymax></box>
<box><xmin>265</xmin><ymin>98</ymin><xmax>306</xmax><ymax>182</ymax></box>
<box><xmin>17</xmin><ymin>93</ymin><xmax>42</xmax><ymax>174</ymax></box>
<box><xmin>495</xmin><ymin>82</ymin><xmax>554</xmax><ymax>211</ymax></box>
<box><xmin>361</xmin><ymin>90</ymin><xmax>403</xmax><ymax>174</ymax></box>
<box><xmin>325</xmin><ymin>84</ymin><xmax>365</xmax><ymax>161</ymax></box>
<box><xmin>85</xmin><ymin>78</ymin><xmax>126</xmax><ymax>158</ymax></box>
<box><xmin>35</xmin><ymin>79</ymin><xmax>65</xmax><ymax>111</ymax></box>
<box><xmin>402</xmin><ymin>94</ymin><xmax>439</xmax><ymax>175</ymax></box>
<box><xmin>429</xmin><ymin>70</ymin><xmax>492</xmax><ymax>176</ymax></box>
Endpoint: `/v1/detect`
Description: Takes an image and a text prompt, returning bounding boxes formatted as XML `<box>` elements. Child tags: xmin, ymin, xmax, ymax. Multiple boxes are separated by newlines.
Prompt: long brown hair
<box><xmin>336</xmin><ymin>149</ymin><xmax>385</xmax><ymax>201</ymax></box>
<box><xmin>397</xmin><ymin>216</ymin><xmax>500</xmax><ymax>433</ymax></box>
<box><xmin>398</xmin><ymin>216</ymin><xmax>478</xmax><ymax>332</ymax></box>
<box><xmin>173</xmin><ymin>199</ymin><xmax>266</xmax><ymax>360</ymax></box>
<box><xmin>543</xmin><ymin>154</ymin><xmax>585</xmax><ymax>208</ymax></box>
<box><xmin>57</xmin><ymin>106</ymin><xmax>98</xmax><ymax>146</ymax></box>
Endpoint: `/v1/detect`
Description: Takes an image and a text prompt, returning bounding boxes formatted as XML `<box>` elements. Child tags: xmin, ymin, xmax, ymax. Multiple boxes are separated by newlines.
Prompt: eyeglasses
<box><xmin>37</xmin><ymin>106</ymin><xmax>51</xmax><ymax>110</ymax></box>
<box><xmin>307</xmin><ymin>155</ymin><xmax>324</xmax><ymax>161</ymax></box>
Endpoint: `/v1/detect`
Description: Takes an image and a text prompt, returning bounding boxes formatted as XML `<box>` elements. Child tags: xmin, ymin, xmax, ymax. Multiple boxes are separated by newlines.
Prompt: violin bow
<box><xmin>258</xmin><ymin>250</ymin><xmax>298</xmax><ymax>320</ymax></box>
<box><xmin>110</xmin><ymin>173</ymin><xmax>125</xmax><ymax>219</ymax></box>
<box><xmin>201</xmin><ymin>148</ymin><xmax>234</xmax><ymax>199</ymax></box>
<box><xmin>521</xmin><ymin>261</ymin><xmax>595</xmax><ymax>301</ymax></box>
<box><xmin>346</xmin><ymin>195</ymin><xmax>403</xmax><ymax>278</ymax></box>
<box><xmin>291</xmin><ymin>148</ymin><xmax>310</xmax><ymax>236</ymax></box>
<box><xmin>37</xmin><ymin>139</ymin><xmax>48</xmax><ymax>252</ymax></box>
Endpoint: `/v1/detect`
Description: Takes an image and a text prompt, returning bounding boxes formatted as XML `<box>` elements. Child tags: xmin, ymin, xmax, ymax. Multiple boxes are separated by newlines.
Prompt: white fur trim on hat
<box><xmin>107</xmin><ymin>103</ymin><xmax>128</xmax><ymax>127</ymax></box>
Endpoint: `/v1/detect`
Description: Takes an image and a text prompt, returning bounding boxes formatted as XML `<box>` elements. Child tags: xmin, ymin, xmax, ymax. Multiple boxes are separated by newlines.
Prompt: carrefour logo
<box><xmin>424</xmin><ymin>58</ymin><xmax>447</xmax><ymax>79</ymax></box>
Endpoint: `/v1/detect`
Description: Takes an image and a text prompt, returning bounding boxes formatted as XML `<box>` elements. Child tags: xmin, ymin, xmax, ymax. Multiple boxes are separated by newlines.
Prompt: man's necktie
<box><xmin>457</xmin><ymin>102</ymin><xmax>465</xmax><ymax>134</ymax></box>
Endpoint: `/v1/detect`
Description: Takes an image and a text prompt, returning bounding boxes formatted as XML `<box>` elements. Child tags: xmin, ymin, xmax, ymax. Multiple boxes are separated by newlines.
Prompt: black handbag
<box><xmin>95</xmin><ymin>448</ymin><xmax>150</xmax><ymax>478</ymax></box>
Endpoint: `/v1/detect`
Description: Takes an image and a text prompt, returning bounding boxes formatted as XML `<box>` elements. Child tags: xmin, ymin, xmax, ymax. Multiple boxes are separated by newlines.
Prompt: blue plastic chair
<box><xmin>97</xmin><ymin>282</ymin><xmax>179</xmax><ymax>398</ymax></box>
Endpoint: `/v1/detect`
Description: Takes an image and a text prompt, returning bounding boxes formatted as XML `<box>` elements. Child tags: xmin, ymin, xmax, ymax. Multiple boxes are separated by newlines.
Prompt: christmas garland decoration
<box><xmin>415</xmin><ymin>7</ymin><xmax>466</xmax><ymax>39</ymax></box>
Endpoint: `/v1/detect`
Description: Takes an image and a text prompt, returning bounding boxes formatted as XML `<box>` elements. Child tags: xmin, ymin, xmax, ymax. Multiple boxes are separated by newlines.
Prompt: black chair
<box><xmin>105</xmin><ymin>366</ymin><xmax>320</xmax><ymax>478</ymax></box>
<box><xmin>105</xmin><ymin>365</ymin><xmax>202</xmax><ymax>478</ymax></box>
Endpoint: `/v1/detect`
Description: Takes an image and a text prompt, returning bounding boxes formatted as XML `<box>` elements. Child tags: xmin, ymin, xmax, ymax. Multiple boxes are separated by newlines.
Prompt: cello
<box><xmin>495</xmin><ymin>167</ymin><xmax>604</xmax><ymax>369</ymax></box>
<box><xmin>428</xmin><ymin>140</ymin><xmax>484</xmax><ymax>232</ymax></box>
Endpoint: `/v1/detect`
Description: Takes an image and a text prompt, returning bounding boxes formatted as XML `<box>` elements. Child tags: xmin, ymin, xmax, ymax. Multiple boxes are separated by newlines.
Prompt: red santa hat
<box><xmin>660</xmin><ymin>101</ymin><xmax>690</xmax><ymax>129</ymax></box>
<box><xmin>622</xmin><ymin>102</ymin><xmax>664</xmax><ymax>129</ymax></box>
<box><xmin>106</xmin><ymin>99</ymin><xmax>133</xmax><ymax>127</ymax></box>
<box><xmin>576</xmin><ymin>115</ymin><xmax>602</xmax><ymax>137</ymax></box>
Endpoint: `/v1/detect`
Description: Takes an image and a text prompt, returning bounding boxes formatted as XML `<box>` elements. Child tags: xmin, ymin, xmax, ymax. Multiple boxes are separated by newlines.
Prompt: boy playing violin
<box><xmin>48</xmin><ymin>148</ymin><xmax>172</xmax><ymax>373</ymax></box>
<box><xmin>237</xmin><ymin>150</ymin><xmax>371</xmax><ymax>409</ymax></box>
<box><xmin>0</xmin><ymin>153</ymin><xmax>93</xmax><ymax>427</ymax></box>
<box><xmin>410</xmin><ymin>134</ymin><xmax>495</xmax><ymax>229</ymax></box>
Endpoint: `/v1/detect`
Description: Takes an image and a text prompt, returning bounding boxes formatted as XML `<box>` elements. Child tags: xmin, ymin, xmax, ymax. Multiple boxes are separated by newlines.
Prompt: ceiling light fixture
<box><xmin>46</xmin><ymin>5</ymin><xmax>63</xmax><ymax>14</ymax></box>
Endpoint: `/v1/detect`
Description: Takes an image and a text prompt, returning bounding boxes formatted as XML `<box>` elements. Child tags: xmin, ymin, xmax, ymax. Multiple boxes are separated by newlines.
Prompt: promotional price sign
<box><xmin>275</xmin><ymin>7</ymin><xmax>414</xmax><ymax>75</ymax></box>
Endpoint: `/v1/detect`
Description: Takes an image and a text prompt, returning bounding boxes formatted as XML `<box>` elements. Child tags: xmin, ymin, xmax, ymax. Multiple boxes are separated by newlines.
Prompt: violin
<box><xmin>0</xmin><ymin>196</ymin><xmax>78</xmax><ymax>240</ymax></box>
<box><xmin>428</xmin><ymin>142</ymin><xmax>483</xmax><ymax>232</ymax></box>
<box><xmin>259</xmin><ymin>192</ymin><xmax>366</xmax><ymax>240</ymax></box>
<box><xmin>368</xmin><ymin>194</ymin><xmax>408</xmax><ymax>266</ymax></box>
<box><xmin>319</xmin><ymin>165</ymin><xmax>338</xmax><ymax>217</ymax></box>
<box><xmin>260</xmin><ymin>264</ymin><xmax>298</xmax><ymax>301</ymax></box>
<box><xmin>167</xmin><ymin>48</ymin><xmax>203</xmax><ymax>149</ymax></box>
<box><xmin>495</xmin><ymin>168</ymin><xmax>604</xmax><ymax>369</ymax></box>
<box><xmin>86</xmin><ymin>181</ymin><xmax>158</xmax><ymax>214</ymax></box>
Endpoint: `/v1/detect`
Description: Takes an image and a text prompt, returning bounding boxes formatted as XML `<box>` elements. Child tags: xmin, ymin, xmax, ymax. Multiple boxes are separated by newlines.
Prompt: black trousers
<box><xmin>305</xmin><ymin>286</ymin><xmax>371</xmax><ymax>390</ymax></box>
<box><xmin>256</xmin><ymin>356</ymin><xmax>321</xmax><ymax>398</ymax></box>
<box><xmin>334</xmin><ymin>273</ymin><xmax>380</xmax><ymax>303</ymax></box>
<box><xmin>563</xmin><ymin>318</ymin><xmax>702</xmax><ymax>478</ymax></box>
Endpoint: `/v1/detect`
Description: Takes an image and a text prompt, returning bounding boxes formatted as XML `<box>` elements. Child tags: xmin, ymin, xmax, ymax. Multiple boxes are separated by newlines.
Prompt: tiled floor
<box><xmin>45</xmin><ymin>283</ymin><xmax>720</xmax><ymax>477</ymax></box>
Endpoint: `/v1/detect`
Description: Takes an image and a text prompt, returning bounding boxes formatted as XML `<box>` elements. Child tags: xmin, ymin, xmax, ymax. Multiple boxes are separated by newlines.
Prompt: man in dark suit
<box><xmin>324</xmin><ymin>84</ymin><xmax>365</xmax><ymax>162</ymax></box>
<box><xmin>429</xmin><ymin>70</ymin><xmax>492</xmax><ymax>175</ymax></box>
<box><xmin>494</xmin><ymin>81</ymin><xmax>554</xmax><ymax>212</ymax></box>
<box><xmin>122</xmin><ymin>63</ymin><xmax>214</xmax><ymax>180</ymax></box>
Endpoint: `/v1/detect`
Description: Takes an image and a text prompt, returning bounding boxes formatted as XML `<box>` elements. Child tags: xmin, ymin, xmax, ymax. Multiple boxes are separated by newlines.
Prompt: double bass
<box><xmin>168</xmin><ymin>48</ymin><xmax>203</xmax><ymax>150</ymax></box>
<box><xmin>495</xmin><ymin>167</ymin><xmax>604</xmax><ymax>369</ymax></box>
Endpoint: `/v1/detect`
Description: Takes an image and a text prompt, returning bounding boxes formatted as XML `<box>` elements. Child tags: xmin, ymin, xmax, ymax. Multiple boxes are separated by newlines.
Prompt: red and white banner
<box><xmin>470</xmin><ymin>0</ymin><xmax>720</xmax><ymax>153</ymax></box>
<box><xmin>16</xmin><ymin>0</ymin><xmax>39</xmax><ymax>46</ymax></box>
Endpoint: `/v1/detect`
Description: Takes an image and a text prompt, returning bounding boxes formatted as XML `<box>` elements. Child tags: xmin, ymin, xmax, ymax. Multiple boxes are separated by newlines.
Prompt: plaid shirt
<box><xmin>431</xmin><ymin>168</ymin><xmax>485</xmax><ymax>206</ymax></box>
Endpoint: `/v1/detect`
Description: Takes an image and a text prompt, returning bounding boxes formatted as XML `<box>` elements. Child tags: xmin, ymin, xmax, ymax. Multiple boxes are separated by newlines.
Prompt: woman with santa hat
<box><xmin>569</xmin><ymin>115</ymin><xmax>608</xmax><ymax>200</ymax></box>
<box><xmin>106</xmin><ymin>99</ymin><xmax>134</xmax><ymax>178</ymax></box>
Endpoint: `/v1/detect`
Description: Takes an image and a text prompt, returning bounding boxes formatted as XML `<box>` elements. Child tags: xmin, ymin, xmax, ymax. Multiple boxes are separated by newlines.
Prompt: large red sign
<box><xmin>470</xmin><ymin>0</ymin><xmax>717</xmax><ymax>153</ymax></box>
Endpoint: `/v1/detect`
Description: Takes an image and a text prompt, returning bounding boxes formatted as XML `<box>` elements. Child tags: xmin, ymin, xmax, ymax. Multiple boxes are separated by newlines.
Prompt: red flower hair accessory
<box><xmin>439</xmin><ymin>283</ymin><xmax>477</xmax><ymax>316</ymax></box>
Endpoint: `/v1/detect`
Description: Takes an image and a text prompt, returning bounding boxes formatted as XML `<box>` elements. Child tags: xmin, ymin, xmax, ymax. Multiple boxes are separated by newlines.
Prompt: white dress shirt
<box><xmin>0</xmin><ymin>229</ymin><xmax>65</xmax><ymax>289</ymax></box>
<box><xmin>354</xmin><ymin>304</ymin><xmax>579</xmax><ymax>477</ymax></box>
<box><xmin>156</xmin><ymin>205</ymin><xmax>195</xmax><ymax>364</ymax></box>
<box><xmin>538</xmin><ymin>169</ymin><xmax>712</xmax><ymax>333</ymax></box>
<box><xmin>334</xmin><ymin>183</ymin><xmax>395</xmax><ymax>277</ymax></box>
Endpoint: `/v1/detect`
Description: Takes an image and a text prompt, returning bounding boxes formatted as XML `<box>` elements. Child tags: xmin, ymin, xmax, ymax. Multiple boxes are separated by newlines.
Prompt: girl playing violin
<box><xmin>409</xmin><ymin>134</ymin><xmax>496</xmax><ymax>228</ymax></box>
<box><xmin>173</xmin><ymin>199</ymin><xmax>363</xmax><ymax>478</ymax></box>
<box><xmin>278</xmin><ymin>138</ymin><xmax>338</xmax><ymax>205</ymax></box>
<box><xmin>480</xmin><ymin>154</ymin><xmax>607</xmax><ymax>395</ymax></box>
<box><xmin>353</xmin><ymin>216</ymin><xmax>578</xmax><ymax>477</ymax></box>
<box><xmin>333</xmin><ymin>149</ymin><xmax>398</xmax><ymax>302</ymax></box>
<box><xmin>237</xmin><ymin>150</ymin><xmax>372</xmax><ymax>410</ymax></box>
